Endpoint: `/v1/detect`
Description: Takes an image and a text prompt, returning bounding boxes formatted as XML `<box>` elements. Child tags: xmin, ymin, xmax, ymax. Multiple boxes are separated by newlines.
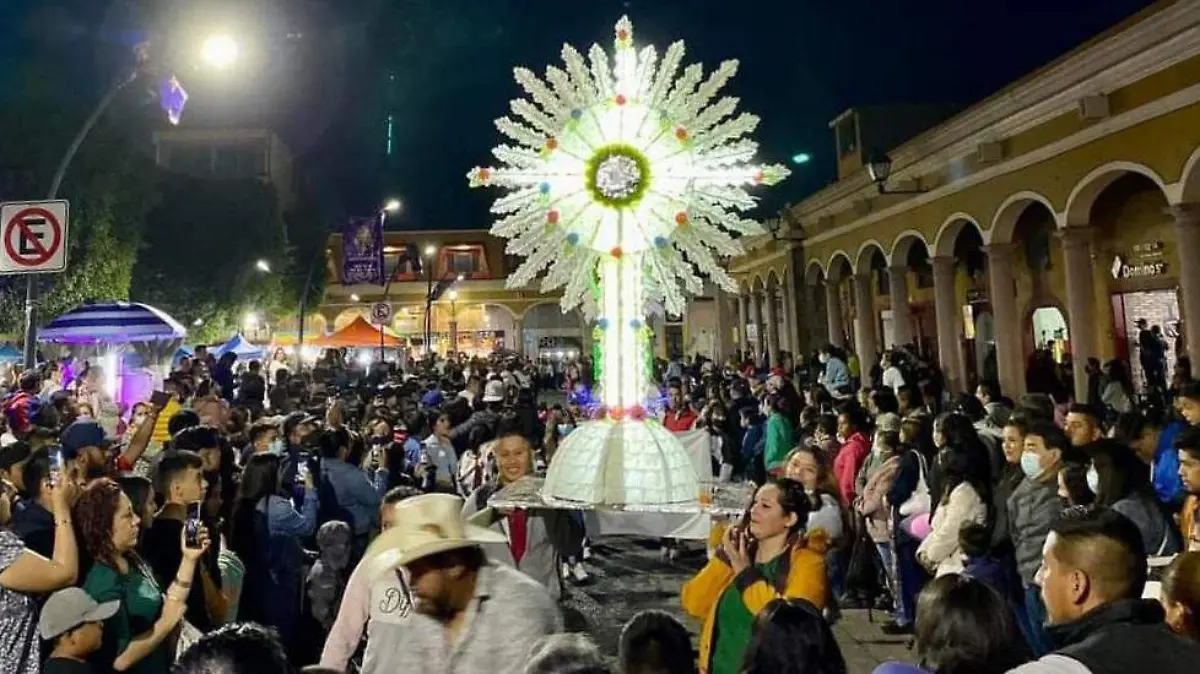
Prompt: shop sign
<box><xmin>1110</xmin><ymin>255</ymin><xmax>1166</xmax><ymax>279</ymax></box>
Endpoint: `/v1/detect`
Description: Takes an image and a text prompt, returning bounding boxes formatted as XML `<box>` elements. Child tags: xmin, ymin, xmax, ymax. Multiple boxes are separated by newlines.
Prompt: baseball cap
<box><xmin>38</xmin><ymin>587</ymin><xmax>120</xmax><ymax>640</ymax></box>
<box><xmin>60</xmin><ymin>420</ymin><xmax>115</xmax><ymax>458</ymax></box>
<box><xmin>482</xmin><ymin>380</ymin><xmax>506</xmax><ymax>403</ymax></box>
<box><xmin>282</xmin><ymin>412</ymin><xmax>318</xmax><ymax>439</ymax></box>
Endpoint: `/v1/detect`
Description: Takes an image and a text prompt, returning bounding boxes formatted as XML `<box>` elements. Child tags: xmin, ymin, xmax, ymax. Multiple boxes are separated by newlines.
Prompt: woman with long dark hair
<box><xmin>230</xmin><ymin>453</ymin><xmax>317</xmax><ymax>649</ymax></box>
<box><xmin>1088</xmin><ymin>441</ymin><xmax>1179</xmax><ymax>556</ymax></box>
<box><xmin>682</xmin><ymin>478</ymin><xmax>828</xmax><ymax>674</ymax></box>
<box><xmin>917</xmin><ymin>414</ymin><xmax>992</xmax><ymax>577</ymax></box>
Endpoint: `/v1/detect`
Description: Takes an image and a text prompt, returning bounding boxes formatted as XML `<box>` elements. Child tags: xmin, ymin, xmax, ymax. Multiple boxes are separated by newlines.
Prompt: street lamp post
<box><xmin>22</xmin><ymin>36</ymin><xmax>240</xmax><ymax>368</ymax></box>
<box><xmin>448</xmin><ymin>290</ymin><xmax>459</xmax><ymax>358</ymax></box>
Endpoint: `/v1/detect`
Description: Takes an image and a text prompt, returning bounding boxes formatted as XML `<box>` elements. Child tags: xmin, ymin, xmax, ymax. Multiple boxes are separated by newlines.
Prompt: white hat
<box><xmin>365</xmin><ymin>493</ymin><xmax>506</xmax><ymax>576</ymax></box>
<box><xmin>482</xmin><ymin>380</ymin><xmax>507</xmax><ymax>403</ymax></box>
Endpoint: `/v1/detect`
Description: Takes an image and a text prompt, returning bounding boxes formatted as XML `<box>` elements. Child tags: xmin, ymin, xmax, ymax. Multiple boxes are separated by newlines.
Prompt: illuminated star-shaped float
<box><xmin>469</xmin><ymin>16</ymin><xmax>788</xmax><ymax>508</ymax></box>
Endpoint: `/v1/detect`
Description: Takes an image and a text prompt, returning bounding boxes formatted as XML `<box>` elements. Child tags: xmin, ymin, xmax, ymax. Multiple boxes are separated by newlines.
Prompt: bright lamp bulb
<box><xmin>383</xmin><ymin>199</ymin><xmax>402</xmax><ymax>213</ymax></box>
<box><xmin>202</xmin><ymin>34</ymin><xmax>239</xmax><ymax>69</ymax></box>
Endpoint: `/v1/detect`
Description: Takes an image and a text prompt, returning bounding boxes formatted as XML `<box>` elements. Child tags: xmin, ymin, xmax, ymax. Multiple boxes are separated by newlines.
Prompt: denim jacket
<box><xmin>320</xmin><ymin>458</ymin><xmax>381</xmax><ymax>535</ymax></box>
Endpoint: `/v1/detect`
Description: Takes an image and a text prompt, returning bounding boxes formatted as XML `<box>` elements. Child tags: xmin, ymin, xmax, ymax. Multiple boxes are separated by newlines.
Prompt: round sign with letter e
<box><xmin>371</xmin><ymin>302</ymin><xmax>394</xmax><ymax>324</ymax></box>
<box><xmin>0</xmin><ymin>200</ymin><xmax>70</xmax><ymax>275</ymax></box>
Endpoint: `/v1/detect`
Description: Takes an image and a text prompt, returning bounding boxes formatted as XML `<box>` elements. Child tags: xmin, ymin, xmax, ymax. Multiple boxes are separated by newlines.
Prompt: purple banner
<box><xmin>341</xmin><ymin>216</ymin><xmax>384</xmax><ymax>285</ymax></box>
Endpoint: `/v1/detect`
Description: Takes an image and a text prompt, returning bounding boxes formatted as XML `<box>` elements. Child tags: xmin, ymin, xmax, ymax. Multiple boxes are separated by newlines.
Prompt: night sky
<box><xmin>1</xmin><ymin>0</ymin><xmax>1160</xmax><ymax>229</ymax></box>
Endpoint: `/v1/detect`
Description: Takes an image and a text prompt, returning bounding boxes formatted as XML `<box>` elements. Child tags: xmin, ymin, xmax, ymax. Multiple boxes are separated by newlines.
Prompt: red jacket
<box><xmin>662</xmin><ymin>408</ymin><xmax>699</xmax><ymax>432</ymax></box>
<box><xmin>832</xmin><ymin>431</ymin><xmax>871</xmax><ymax>506</ymax></box>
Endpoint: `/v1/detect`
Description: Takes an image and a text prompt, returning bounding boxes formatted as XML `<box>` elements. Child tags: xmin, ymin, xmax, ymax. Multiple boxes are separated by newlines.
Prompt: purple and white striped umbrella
<box><xmin>39</xmin><ymin>302</ymin><xmax>187</xmax><ymax>344</ymax></box>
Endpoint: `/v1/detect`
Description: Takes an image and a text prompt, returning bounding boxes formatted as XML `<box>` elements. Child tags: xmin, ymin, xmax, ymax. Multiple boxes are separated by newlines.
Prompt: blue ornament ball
<box><xmin>653</xmin><ymin>236</ymin><xmax>668</xmax><ymax>248</ymax></box>
<box><xmin>570</xmin><ymin>108</ymin><xmax>583</xmax><ymax>120</ymax></box>
<box><xmin>566</xmin><ymin>232</ymin><xmax>580</xmax><ymax>246</ymax></box>
<box><xmin>597</xmin><ymin>317</ymin><xmax>610</xmax><ymax>330</ymax></box>
<box><xmin>539</xmin><ymin>182</ymin><xmax>551</xmax><ymax>194</ymax></box>
<box><xmin>629</xmin><ymin>318</ymin><xmax>643</xmax><ymax>329</ymax></box>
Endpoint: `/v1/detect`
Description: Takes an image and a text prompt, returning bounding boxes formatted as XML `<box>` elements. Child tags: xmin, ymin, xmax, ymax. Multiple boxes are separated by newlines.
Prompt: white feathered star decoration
<box><xmin>468</xmin><ymin>15</ymin><xmax>789</xmax><ymax>317</ymax></box>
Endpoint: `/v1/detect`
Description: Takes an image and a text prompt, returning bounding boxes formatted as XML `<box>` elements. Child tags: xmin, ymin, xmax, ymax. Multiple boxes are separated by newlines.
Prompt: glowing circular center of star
<box><xmin>595</xmin><ymin>155</ymin><xmax>642</xmax><ymax>200</ymax></box>
<box><xmin>584</xmin><ymin>144</ymin><xmax>651</xmax><ymax>209</ymax></box>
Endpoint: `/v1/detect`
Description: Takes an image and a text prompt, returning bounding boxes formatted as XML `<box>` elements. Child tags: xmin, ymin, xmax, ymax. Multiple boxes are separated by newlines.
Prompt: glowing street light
<box><xmin>201</xmin><ymin>34</ymin><xmax>240</xmax><ymax>69</ymax></box>
<box><xmin>349</xmin><ymin>293</ymin><xmax>361</xmax><ymax>302</ymax></box>
<box><xmin>243</xmin><ymin>311</ymin><xmax>259</xmax><ymax>329</ymax></box>
<box><xmin>255</xmin><ymin>259</ymin><xmax>271</xmax><ymax>273</ymax></box>
<box><xmin>382</xmin><ymin>199</ymin><xmax>402</xmax><ymax>214</ymax></box>
<box><xmin>424</xmin><ymin>245</ymin><xmax>437</xmax><ymax>257</ymax></box>
<box><xmin>456</xmin><ymin>274</ymin><xmax>465</xmax><ymax>282</ymax></box>
<box><xmin>448</xmin><ymin>290</ymin><xmax>459</xmax><ymax>301</ymax></box>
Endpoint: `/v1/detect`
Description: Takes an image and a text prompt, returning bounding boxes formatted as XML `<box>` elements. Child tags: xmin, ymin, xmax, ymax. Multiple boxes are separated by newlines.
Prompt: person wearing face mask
<box><xmin>242</xmin><ymin>419</ymin><xmax>282</xmax><ymax>465</ymax></box>
<box><xmin>1011</xmin><ymin>421</ymin><xmax>1084</xmax><ymax>656</ymax></box>
<box><xmin>1087</xmin><ymin>441</ymin><xmax>1180</xmax><ymax>558</ymax></box>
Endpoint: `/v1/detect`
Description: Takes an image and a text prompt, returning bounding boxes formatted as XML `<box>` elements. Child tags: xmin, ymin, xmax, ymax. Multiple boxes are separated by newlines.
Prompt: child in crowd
<box><xmin>308</xmin><ymin>521</ymin><xmax>353</xmax><ymax>630</ymax></box>
<box><xmin>959</xmin><ymin>522</ymin><xmax>1021</xmax><ymax>608</ymax></box>
<box><xmin>38</xmin><ymin>587</ymin><xmax>120</xmax><ymax>674</ymax></box>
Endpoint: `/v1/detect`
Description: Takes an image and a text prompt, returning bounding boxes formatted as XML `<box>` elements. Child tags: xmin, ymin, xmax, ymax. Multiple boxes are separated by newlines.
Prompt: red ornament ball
<box><xmin>615</xmin><ymin>94</ymin><xmax>627</xmax><ymax>106</ymax></box>
<box><xmin>477</xmin><ymin>168</ymin><xmax>491</xmax><ymax>181</ymax></box>
<box><xmin>753</xmin><ymin>170</ymin><xmax>765</xmax><ymax>184</ymax></box>
<box><xmin>674</xmin><ymin>212</ymin><xmax>688</xmax><ymax>225</ymax></box>
<box><xmin>617</xmin><ymin>29</ymin><xmax>629</xmax><ymax>41</ymax></box>
<box><xmin>610</xmin><ymin>406</ymin><xmax>626</xmax><ymax>421</ymax></box>
<box><xmin>675</xmin><ymin>126</ymin><xmax>688</xmax><ymax>141</ymax></box>
<box><xmin>545</xmin><ymin>137</ymin><xmax>558</xmax><ymax>150</ymax></box>
<box><xmin>547</xmin><ymin>210</ymin><xmax>560</xmax><ymax>224</ymax></box>
<box><xmin>610</xmin><ymin>246</ymin><xmax>623</xmax><ymax>259</ymax></box>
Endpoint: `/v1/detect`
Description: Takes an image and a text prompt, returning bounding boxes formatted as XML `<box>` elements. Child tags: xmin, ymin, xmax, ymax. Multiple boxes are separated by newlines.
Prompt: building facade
<box><xmin>151</xmin><ymin>128</ymin><xmax>297</xmax><ymax>209</ymax></box>
<box><xmin>317</xmin><ymin>229</ymin><xmax>587</xmax><ymax>358</ymax></box>
<box><xmin>788</xmin><ymin>0</ymin><xmax>1200</xmax><ymax>399</ymax></box>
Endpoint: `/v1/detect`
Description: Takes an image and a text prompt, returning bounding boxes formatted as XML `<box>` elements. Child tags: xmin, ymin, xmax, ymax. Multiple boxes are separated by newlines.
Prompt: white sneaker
<box><xmin>562</xmin><ymin>562</ymin><xmax>572</xmax><ymax>579</ymax></box>
<box><xmin>581</xmin><ymin>540</ymin><xmax>593</xmax><ymax>561</ymax></box>
<box><xmin>571</xmin><ymin>563</ymin><xmax>590</xmax><ymax>582</ymax></box>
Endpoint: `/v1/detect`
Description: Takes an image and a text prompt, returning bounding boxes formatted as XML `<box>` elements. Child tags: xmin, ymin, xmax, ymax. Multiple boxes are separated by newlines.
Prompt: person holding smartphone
<box><xmin>681</xmin><ymin>478</ymin><xmax>829</xmax><ymax>674</ymax></box>
<box><xmin>141</xmin><ymin>451</ymin><xmax>226</xmax><ymax>632</ymax></box>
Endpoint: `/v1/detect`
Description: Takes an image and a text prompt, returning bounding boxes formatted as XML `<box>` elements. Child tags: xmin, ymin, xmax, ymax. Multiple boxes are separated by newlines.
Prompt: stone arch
<box><xmin>1179</xmin><ymin>144</ymin><xmax>1200</xmax><ymax>205</ymax></box>
<box><xmin>1064</xmin><ymin>161</ymin><xmax>1169</xmax><ymax>227</ymax></box>
<box><xmin>519</xmin><ymin>299</ymin><xmax>564</xmax><ymax>321</ymax></box>
<box><xmin>765</xmin><ymin>268</ymin><xmax>784</xmax><ymax>289</ymax></box>
<box><xmin>854</xmin><ymin>239</ymin><xmax>889</xmax><ymax>274</ymax></box>
<box><xmin>932</xmin><ymin>213</ymin><xmax>985</xmax><ymax>258</ymax></box>
<box><xmin>804</xmin><ymin>258</ymin><xmax>827</xmax><ymax>286</ymax></box>
<box><xmin>987</xmin><ymin>191</ymin><xmax>1060</xmax><ymax>245</ymax></box>
<box><xmin>890</xmin><ymin>230</ymin><xmax>930</xmax><ymax>264</ymax></box>
<box><xmin>826</xmin><ymin>251</ymin><xmax>854</xmax><ymax>282</ymax></box>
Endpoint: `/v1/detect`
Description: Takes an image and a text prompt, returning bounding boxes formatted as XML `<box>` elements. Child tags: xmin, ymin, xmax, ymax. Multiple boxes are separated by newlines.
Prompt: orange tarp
<box><xmin>310</xmin><ymin>316</ymin><xmax>403</xmax><ymax>348</ymax></box>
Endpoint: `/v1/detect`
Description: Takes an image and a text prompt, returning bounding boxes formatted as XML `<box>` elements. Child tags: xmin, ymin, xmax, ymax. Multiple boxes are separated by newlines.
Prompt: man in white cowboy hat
<box><xmin>360</xmin><ymin>493</ymin><xmax>562</xmax><ymax>674</ymax></box>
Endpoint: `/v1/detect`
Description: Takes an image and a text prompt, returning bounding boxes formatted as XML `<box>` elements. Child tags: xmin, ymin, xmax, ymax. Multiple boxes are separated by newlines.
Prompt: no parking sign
<box><xmin>0</xmin><ymin>200</ymin><xmax>69</xmax><ymax>275</ymax></box>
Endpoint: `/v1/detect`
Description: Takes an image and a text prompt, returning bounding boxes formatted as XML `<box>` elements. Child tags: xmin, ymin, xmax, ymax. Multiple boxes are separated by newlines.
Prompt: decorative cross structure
<box><xmin>469</xmin><ymin>16</ymin><xmax>788</xmax><ymax>507</ymax></box>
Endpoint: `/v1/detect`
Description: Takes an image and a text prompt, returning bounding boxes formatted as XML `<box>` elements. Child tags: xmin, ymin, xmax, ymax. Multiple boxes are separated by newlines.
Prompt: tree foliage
<box><xmin>130</xmin><ymin>175</ymin><xmax>290</xmax><ymax>343</ymax></box>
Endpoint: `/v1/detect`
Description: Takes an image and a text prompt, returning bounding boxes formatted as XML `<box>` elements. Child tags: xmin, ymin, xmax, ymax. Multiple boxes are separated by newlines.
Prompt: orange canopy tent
<box><xmin>310</xmin><ymin>316</ymin><xmax>404</xmax><ymax>348</ymax></box>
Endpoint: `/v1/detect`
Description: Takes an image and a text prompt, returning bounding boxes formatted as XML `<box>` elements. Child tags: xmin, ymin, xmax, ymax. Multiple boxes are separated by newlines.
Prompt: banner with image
<box><xmin>341</xmin><ymin>216</ymin><xmax>384</xmax><ymax>285</ymax></box>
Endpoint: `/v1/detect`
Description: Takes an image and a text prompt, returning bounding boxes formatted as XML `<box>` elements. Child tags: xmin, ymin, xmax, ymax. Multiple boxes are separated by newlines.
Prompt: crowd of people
<box><xmin>0</xmin><ymin>339</ymin><xmax>1197</xmax><ymax>674</ymax></box>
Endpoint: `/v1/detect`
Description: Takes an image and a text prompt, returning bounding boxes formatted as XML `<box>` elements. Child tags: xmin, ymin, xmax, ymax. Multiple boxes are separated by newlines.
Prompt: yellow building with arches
<box><xmin>316</xmin><ymin>229</ymin><xmax>588</xmax><ymax>358</ymax></box>
<box><xmin>757</xmin><ymin>0</ymin><xmax>1200</xmax><ymax>399</ymax></box>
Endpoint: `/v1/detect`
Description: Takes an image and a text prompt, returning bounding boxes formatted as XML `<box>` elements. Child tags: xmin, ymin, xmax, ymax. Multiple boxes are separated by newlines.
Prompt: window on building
<box><xmin>167</xmin><ymin>145</ymin><xmax>211</xmax><ymax>175</ymax></box>
<box><xmin>665</xmin><ymin>325</ymin><xmax>684</xmax><ymax>360</ymax></box>
<box><xmin>437</xmin><ymin>245</ymin><xmax>490</xmax><ymax>279</ymax></box>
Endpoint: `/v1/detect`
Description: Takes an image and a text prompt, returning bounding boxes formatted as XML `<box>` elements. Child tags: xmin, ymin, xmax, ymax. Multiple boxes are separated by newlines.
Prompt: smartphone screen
<box><xmin>296</xmin><ymin>460</ymin><xmax>310</xmax><ymax>484</ymax></box>
<box><xmin>49</xmin><ymin>448</ymin><xmax>64</xmax><ymax>487</ymax></box>
<box><xmin>185</xmin><ymin>502</ymin><xmax>202</xmax><ymax>549</ymax></box>
<box><xmin>150</xmin><ymin>390</ymin><xmax>170</xmax><ymax>408</ymax></box>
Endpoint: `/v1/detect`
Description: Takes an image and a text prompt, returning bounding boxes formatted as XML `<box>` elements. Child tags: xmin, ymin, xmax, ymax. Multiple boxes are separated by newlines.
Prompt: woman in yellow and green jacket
<box><xmin>682</xmin><ymin>478</ymin><xmax>829</xmax><ymax>674</ymax></box>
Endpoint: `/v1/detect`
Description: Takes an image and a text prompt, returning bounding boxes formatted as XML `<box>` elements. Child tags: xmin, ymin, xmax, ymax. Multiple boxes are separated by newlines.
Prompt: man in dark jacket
<box><xmin>1010</xmin><ymin>508</ymin><xmax>1200</xmax><ymax>674</ymax></box>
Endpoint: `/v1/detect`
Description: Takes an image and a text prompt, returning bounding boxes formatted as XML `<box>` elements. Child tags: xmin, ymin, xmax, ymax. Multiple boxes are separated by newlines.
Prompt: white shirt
<box><xmin>882</xmin><ymin>366</ymin><xmax>906</xmax><ymax>393</ymax></box>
